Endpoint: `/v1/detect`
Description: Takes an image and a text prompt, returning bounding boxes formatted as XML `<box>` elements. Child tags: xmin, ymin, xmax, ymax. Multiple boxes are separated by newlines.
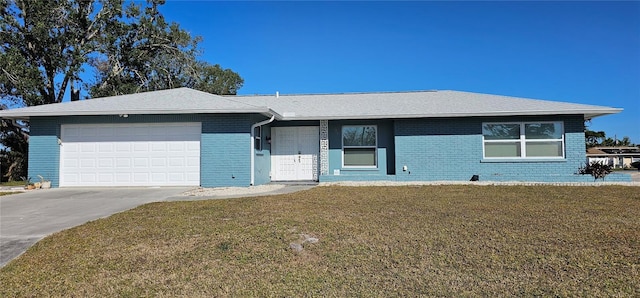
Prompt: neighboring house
<box><xmin>0</xmin><ymin>88</ymin><xmax>631</xmax><ymax>187</ymax></box>
<box><xmin>587</xmin><ymin>147</ymin><xmax>640</xmax><ymax>169</ymax></box>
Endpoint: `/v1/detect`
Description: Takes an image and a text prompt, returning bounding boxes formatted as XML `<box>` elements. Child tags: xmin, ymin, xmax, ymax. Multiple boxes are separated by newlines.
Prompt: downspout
<box><xmin>250</xmin><ymin>114</ymin><xmax>275</xmax><ymax>185</ymax></box>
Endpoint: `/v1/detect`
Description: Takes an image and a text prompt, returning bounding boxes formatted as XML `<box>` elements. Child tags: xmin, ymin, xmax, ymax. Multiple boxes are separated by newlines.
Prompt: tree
<box><xmin>1</xmin><ymin>0</ymin><xmax>243</xmax><ymax>181</ymax></box>
<box><xmin>600</xmin><ymin>136</ymin><xmax>634</xmax><ymax>147</ymax></box>
<box><xmin>0</xmin><ymin>116</ymin><xmax>28</xmax><ymax>181</ymax></box>
<box><xmin>88</xmin><ymin>1</ymin><xmax>243</xmax><ymax>97</ymax></box>
<box><xmin>1</xmin><ymin>0</ymin><xmax>124</xmax><ymax>106</ymax></box>
<box><xmin>585</xmin><ymin>129</ymin><xmax>606</xmax><ymax>148</ymax></box>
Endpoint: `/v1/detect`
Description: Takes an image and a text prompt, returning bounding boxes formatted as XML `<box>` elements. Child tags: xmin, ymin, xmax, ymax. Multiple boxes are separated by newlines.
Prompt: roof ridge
<box><xmin>233</xmin><ymin>90</ymin><xmax>441</xmax><ymax>97</ymax></box>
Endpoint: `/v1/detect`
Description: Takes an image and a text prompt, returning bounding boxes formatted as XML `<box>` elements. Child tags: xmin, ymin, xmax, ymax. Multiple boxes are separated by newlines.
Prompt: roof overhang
<box><xmin>276</xmin><ymin>109</ymin><xmax>624</xmax><ymax>121</ymax></box>
<box><xmin>0</xmin><ymin>108</ymin><xmax>281</xmax><ymax>121</ymax></box>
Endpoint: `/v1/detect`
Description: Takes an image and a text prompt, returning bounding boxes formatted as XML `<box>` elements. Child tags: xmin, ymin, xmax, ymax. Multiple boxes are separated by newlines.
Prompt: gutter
<box><xmin>250</xmin><ymin>114</ymin><xmax>275</xmax><ymax>185</ymax></box>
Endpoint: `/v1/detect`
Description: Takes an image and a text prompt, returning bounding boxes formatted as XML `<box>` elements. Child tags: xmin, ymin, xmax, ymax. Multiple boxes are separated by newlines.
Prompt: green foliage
<box><xmin>578</xmin><ymin>161</ymin><xmax>613</xmax><ymax>181</ymax></box>
<box><xmin>1</xmin><ymin>0</ymin><xmax>243</xmax><ymax>179</ymax></box>
<box><xmin>1</xmin><ymin>0</ymin><xmax>243</xmax><ymax>103</ymax></box>
<box><xmin>584</xmin><ymin>127</ymin><xmax>634</xmax><ymax>148</ymax></box>
<box><xmin>88</xmin><ymin>0</ymin><xmax>243</xmax><ymax>97</ymax></box>
<box><xmin>600</xmin><ymin>136</ymin><xmax>633</xmax><ymax>147</ymax></box>
<box><xmin>0</xmin><ymin>117</ymin><xmax>28</xmax><ymax>181</ymax></box>
<box><xmin>0</xmin><ymin>0</ymin><xmax>123</xmax><ymax>106</ymax></box>
<box><xmin>631</xmin><ymin>161</ymin><xmax>640</xmax><ymax>170</ymax></box>
<box><xmin>585</xmin><ymin>129</ymin><xmax>605</xmax><ymax>148</ymax></box>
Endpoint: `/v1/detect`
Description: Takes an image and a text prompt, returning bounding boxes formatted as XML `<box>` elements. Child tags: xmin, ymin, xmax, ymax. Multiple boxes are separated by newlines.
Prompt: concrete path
<box><xmin>0</xmin><ymin>187</ymin><xmax>191</xmax><ymax>267</ymax></box>
<box><xmin>0</xmin><ymin>185</ymin><xmax>316</xmax><ymax>268</ymax></box>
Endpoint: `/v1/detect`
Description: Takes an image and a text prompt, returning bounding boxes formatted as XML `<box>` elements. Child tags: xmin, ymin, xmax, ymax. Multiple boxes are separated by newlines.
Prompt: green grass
<box><xmin>0</xmin><ymin>180</ymin><xmax>26</xmax><ymax>187</ymax></box>
<box><xmin>1</xmin><ymin>186</ymin><xmax>639</xmax><ymax>296</ymax></box>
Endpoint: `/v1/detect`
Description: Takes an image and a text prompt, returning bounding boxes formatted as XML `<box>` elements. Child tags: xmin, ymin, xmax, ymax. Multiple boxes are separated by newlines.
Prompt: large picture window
<box><xmin>482</xmin><ymin>122</ymin><xmax>564</xmax><ymax>159</ymax></box>
<box><xmin>342</xmin><ymin>125</ymin><xmax>377</xmax><ymax>167</ymax></box>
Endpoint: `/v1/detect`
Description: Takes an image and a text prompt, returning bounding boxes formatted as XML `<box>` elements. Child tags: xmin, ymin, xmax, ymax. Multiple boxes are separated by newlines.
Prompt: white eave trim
<box><xmin>276</xmin><ymin>108</ymin><xmax>623</xmax><ymax>121</ymax></box>
<box><xmin>0</xmin><ymin>107</ymin><xmax>282</xmax><ymax>121</ymax></box>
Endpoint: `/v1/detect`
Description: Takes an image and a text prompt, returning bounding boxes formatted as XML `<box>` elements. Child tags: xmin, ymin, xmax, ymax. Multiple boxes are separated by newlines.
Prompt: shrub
<box><xmin>579</xmin><ymin>161</ymin><xmax>613</xmax><ymax>181</ymax></box>
<box><xmin>631</xmin><ymin>161</ymin><xmax>640</xmax><ymax>170</ymax></box>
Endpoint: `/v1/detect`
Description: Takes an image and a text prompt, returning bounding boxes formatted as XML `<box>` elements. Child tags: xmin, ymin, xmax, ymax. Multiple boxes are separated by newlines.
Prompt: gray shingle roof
<box><xmin>234</xmin><ymin>90</ymin><xmax>622</xmax><ymax>120</ymax></box>
<box><xmin>0</xmin><ymin>88</ymin><xmax>621</xmax><ymax>121</ymax></box>
<box><xmin>0</xmin><ymin>88</ymin><xmax>275</xmax><ymax>120</ymax></box>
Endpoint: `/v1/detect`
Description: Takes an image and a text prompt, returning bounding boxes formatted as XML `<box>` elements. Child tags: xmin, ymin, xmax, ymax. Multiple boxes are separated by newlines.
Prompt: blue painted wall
<box><xmin>252</xmin><ymin>116</ymin><xmax>273</xmax><ymax>186</ymax></box>
<box><xmin>201</xmin><ymin>114</ymin><xmax>252</xmax><ymax>187</ymax></box>
<box><xmin>324</xmin><ymin>119</ymin><xmax>395</xmax><ymax>179</ymax></box>
<box><xmin>28</xmin><ymin>117</ymin><xmax>61</xmax><ymax>187</ymax></box>
<box><xmin>392</xmin><ymin>115</ymin><xmax>595</xmax><ymax>182</ymax></box>
<box><xmin>28</xmin><ymin>114</ymin><xmax>255</xmax><ymax>188</ymax></box>
<box><xmin>321</xmin><ymin>115</ymin><xmax>631</xmax><ymax>183</ymax></box>
<box><xmin>29</xmin><ymin>113</ymin><xmax>630</xmax><ymax>188</ymax></box>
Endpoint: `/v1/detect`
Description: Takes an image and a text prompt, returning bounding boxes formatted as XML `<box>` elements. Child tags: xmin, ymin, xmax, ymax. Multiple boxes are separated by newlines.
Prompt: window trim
<box><xmin>342</xmin><ymin>125</ymin><xmax>378</xmax><ymax>168</ymax></box>
<box><xmin>482</xmin><ymin>121</ymin><xmax>565</xmax><ymax>159</ymax></box>
<box><xmin>254</xmin><ymin>126</ymin><xmax>262</xmax><ymax>151</ymax></box>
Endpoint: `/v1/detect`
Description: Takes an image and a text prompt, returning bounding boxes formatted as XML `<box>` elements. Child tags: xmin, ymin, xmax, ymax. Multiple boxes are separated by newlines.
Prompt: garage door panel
<box><xmin>115</xmin><ymin>173</ymin><xmax>131</xmax><ymax>183</ymax></box>
<box><xmin>150</xmin><ymin>158</ymin><xmax>166</xmax><ymax>167</ymax></box>
<box><xmin>61</xmin><ymin>123</ymin><xmax>201</xmax><ymax>187</ymax></box>
<box><xmin>115</xmin><ymin>158</ymin><xmax>131</xmax><ymax>167</ymax></box>
<box><xmin>98</xmin><ymin>173</ymin><xmax>114</xmax><ymax>183</ymax></box>
<box><xmin>80</xmin><ymin>173</ymin><xmax>96</xmax><ymax>183</ymax></box>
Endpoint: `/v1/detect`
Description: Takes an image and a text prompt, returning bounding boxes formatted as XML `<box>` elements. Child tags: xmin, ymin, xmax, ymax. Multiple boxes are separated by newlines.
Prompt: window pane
<box><xmin>344</xmin><ymin>148</ymin><xmax>376</xmax><ymax>166</ymax></box>
<box><xmin>526</xmin><ymin>141</ymin><xmax>563</xmax><ymax>157</ymax></box>
<box><xmin>343</xmin><ymin>126</ymin><xmax>376</xmax><ymax>146</ymax></box>
<box><xmin>525</xmin><ymin>123</ymin><xmax>562</xmax><ymax>139</ymax></box>
<box><xmin>485</xmin><ymin>142</ymin><xmax>521</xmax><ymax>157</ymax></box>
<box><xmin>482</xmin><ymin>124</ymin><xmax>520</xmax><ymax>140</ymax></box>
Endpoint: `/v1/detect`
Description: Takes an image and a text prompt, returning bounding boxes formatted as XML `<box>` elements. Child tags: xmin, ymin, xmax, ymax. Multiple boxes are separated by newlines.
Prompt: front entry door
<box><xmin>272</xmin><ymin>126</ymin><xmax>319</xmax><ymax>181</ymax></box>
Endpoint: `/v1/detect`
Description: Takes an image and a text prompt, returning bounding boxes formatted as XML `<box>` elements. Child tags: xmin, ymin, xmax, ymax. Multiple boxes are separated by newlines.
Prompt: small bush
<box><xmin>579</xmin><ymin>161</ymin><xmax>613</xmax><ymax>181</ymax></box>
<box><xmin>631</xmin><ymin>161</ymin><xmax>640</xmax><ymax>170</ymax></box>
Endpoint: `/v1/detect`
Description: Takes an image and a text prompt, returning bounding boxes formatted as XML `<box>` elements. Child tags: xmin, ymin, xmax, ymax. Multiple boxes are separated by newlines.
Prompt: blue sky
<box><xmin>160</xmin><ymin>1</ymin><xmax>640</xmax><ymax>143</ymax></box>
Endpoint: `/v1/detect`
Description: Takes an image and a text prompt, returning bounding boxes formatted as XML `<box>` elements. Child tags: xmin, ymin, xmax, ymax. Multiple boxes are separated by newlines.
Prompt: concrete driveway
<box><xmin>0</xmin><ymin>187</ymin><xmax>191</xmax><ymax>267</ymax></box>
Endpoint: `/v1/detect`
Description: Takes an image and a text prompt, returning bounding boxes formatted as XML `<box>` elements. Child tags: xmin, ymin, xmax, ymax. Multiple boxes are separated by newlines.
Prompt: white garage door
<box><xmin>60</xmin><ymin>123</ymin><xmax>201</xmax><ymax>187</ymax></box>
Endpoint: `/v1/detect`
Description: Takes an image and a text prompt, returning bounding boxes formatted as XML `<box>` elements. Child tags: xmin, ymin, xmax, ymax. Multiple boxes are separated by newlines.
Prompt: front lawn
<box><xmin>0</xmin><ymin>180</ymin><xmax>26</xmax><ymax>187</ymax></box>
<box><xmin>1</xmin><ymin>186</ymin><xmax>638</xmax><ymax>296</ymax></box>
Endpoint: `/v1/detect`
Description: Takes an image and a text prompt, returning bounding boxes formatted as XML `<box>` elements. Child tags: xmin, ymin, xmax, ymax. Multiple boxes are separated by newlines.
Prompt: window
<box><xmin>254</xmin><ymin>126</ymin><xmax>262</xmax><ymax>151</ymax></box>
<box><xmin>482</xmin><ymin>122</ymin><xmax>564</xmax><ymax>159</ymax></box>
<box><xmin>342</xmin><ymin>125</ymin><xmax>377</xmax><ymax>167</ymax></box>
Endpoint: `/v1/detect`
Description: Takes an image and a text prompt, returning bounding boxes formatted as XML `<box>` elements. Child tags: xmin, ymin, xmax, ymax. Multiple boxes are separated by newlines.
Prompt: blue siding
<box><xmin>325</xmin><ymin>120</ymin><xmax>395</xmax><ymax>179</ymax></box>
<box><xmin>252</xmin><ymin>116</ymin><xmax>273</xmax><ymax>186</ymax></box>
<box><xmin>28</xmin><ymin>113</ymin><xmax>630</xmax><ymax>188</ymax></box>
<box><xmin>321</xmin><ymin>115</ymin><xmax>631</xmax><ymax>183</ymax></box>
<box><xmin>28</xmin><ymin>118</ymin><xmax>61</xmax><ymax>187</ymax></box>
<box><xmin>393</xmin><ymin>116</ymin><xmax>591</xmax><ymax>182</ymax></box>
<box><xmin>201</xmin><ymin>114</ymin><xmax>252</xmax><ymax>187</ymax></box>
<box><xmin>28</xmin><ymin>114</ymin><xmax>254</xmax><ymax>188</ymax></box>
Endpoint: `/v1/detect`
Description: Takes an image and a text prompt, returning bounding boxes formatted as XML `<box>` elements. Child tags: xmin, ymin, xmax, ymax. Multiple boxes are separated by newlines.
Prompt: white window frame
<box><xmin>482</xmin><ymin>121</ymin><xmax>565</xmax><ymax>159</ymax></box>
<box><xmin>342</xmin><ymin>125</ymin><xmax>378</xmax><ymax>168</ymax></box>
<box><xmin>254</xmin><ymin>126</ymin><xmax>262</xmax><ymax>151</ymax></box>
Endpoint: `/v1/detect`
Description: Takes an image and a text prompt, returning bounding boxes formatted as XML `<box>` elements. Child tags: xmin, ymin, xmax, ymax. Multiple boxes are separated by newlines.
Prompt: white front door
<box><xmin>271</xmin><ymin>126</ymin><xmax>319</xmax><ymax>181</ymax></box>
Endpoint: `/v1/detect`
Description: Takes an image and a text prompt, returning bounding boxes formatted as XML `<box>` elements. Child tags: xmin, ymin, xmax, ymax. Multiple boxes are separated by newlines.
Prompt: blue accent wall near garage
<box><xmin>27</xmin><ymin>114</ymin><xmax>254</xmax><ymax>188</ymax></box>
<box><xmin>201</xmin><ymin>114</ymin><xmax>252</xmax><ymax>187</ymax></box>
<box><xmin>28</xmin><ymin>117</ymin><xmax>61</xmax><ymax>187</ymax></box>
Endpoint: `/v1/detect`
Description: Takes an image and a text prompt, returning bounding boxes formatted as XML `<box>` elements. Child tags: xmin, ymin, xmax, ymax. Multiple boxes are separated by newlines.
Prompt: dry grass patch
<box><xmin>1</xmin><ymin>186</ymin><xmax>639</xmax><ymax>296</ymax></box>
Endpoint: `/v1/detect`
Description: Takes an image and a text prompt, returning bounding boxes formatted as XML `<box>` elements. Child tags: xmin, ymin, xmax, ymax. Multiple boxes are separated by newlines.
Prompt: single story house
<box><xmin>587</xmin><ymin>146</ymin><xmax>640</xmax><ymax>169</ymax></box>
<box><xmin>0</xmin><ymin>88</ymin><xmax>631</xmax><ymax>187</ymax></box>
